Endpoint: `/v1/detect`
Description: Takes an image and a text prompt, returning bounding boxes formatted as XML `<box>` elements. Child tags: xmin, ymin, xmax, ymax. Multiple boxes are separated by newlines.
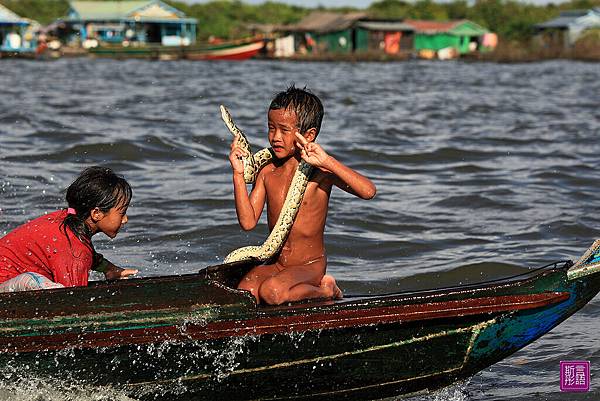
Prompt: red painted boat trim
<box><xmin>1</xmin><ymin>292</ymin><xmax>569</xmax><ymax>353</ymax></box>
<box><xmin>186</xmin><ymin>41</ymin><xmax>264</xmax><ymax>61</ymax></box>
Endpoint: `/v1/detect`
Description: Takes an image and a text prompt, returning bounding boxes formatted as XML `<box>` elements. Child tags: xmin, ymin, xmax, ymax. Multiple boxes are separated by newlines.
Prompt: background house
<box><xmin>0</xmin><ymin>4</ymin><xmax>38</xmax><ymax>54</ymax></box>
<box><xmin>535</xmin><ymin>8</ymin><xmax>600</xmax><ymax>48</ymax></box>
<box><xmin>282</xmin><ymin>11</ymin><xmax>414</xmax><ymax>55</ymax></box>
<box><xmin>65</xmin><ymin>0</ymin><xmax>197</xmax><ymax>47</ymax></box>
<box><xmin>406</xmin><ymin>19</ymin><xmax>490</xmax><ymax>57</ymax></box>
<box><xmin>353</xmin><ymin>20</ymin><xmax>414</xmax><ymax>55</ymax></box>
<box><xmin>286</xmin><ymin>11</ymin><xmax>367</xmax><ymax>54</ymax></box>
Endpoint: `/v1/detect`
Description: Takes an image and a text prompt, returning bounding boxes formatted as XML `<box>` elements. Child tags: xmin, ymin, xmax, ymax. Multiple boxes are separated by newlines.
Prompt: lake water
<box><xmin>0</xmin><ymin>58</ymin><xmax>599</xmax><ymax>401</ymax></box>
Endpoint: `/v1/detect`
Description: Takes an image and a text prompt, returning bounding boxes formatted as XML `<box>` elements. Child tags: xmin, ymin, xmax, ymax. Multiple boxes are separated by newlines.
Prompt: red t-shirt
<box><xmin>0</xmin><ymin>210</ymin><xmax>94</xmax><ymax>287</ymax></box>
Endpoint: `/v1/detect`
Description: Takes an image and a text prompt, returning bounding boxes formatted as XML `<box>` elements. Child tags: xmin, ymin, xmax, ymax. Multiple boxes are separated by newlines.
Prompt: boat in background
<box><xmin>186</xmin><ymin>38</ymin><xmax>264</xmax><ymax>61</ymax></box>
<box><xmin>1</xmin><ymin>240</ymin><xmax>600</xmax><ymax>400</ymax></box>
<box><xmin>89</xmin><ymin>37</ymin><xmax>264</xmax><ymax>61</ymax></box>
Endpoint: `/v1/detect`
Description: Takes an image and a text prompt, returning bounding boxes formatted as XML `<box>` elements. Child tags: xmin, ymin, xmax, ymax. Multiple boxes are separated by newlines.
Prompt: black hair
<box><xmin>269</xmin><ymin>84</ymin><xmax>324</xmax><ymax>136</ymax></box>
<box><xmin>61</xmin><ymin>166</ymin><xmax>132</xmax><ymax>245</ymax></box>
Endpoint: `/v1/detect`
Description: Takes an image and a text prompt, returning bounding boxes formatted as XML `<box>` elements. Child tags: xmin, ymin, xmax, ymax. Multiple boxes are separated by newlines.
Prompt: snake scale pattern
<box><xmin>221</xmin><ymin>105</ymin><xmax>314</xmax><ymax>264</ymax></box>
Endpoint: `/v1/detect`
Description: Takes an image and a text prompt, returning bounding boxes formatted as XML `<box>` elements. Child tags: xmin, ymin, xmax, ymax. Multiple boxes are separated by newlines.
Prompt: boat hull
<box><xmin>0</xmin><ymin>252</ymin><xmax>598</xmax><ymax>400</ymax></box>
<box><xmin>89</xmin><ymin>39</ymin><xmax>264</xmax><ymax>61</ymax></box>
<box><xmin>185</xmin><ymin>41</ymin><xmax>264</xmax><ymax>61</ymax></box>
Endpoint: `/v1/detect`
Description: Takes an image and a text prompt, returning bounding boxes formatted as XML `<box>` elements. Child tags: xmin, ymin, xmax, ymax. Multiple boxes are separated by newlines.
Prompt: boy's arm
<box><xmin>295</xmin><ymin>133</ymin><xmax>376</xmax><ymax>200</ymax></box>
<box><xmin>322</xmin><ymin>156</ymin><xmax>376</xmax><ymax>199</ymax></box>
<box><xmin>230</xmin><ymin>137</ymin><xmax>266</xmax><ymax>230</ymax></box>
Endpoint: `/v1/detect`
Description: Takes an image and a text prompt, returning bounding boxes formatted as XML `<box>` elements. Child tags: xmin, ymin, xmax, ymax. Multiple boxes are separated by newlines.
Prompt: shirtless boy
<box><xmin>229</xmin><ymin>85</ymin><xmax>376</xmax><ymax>305</ymax></box>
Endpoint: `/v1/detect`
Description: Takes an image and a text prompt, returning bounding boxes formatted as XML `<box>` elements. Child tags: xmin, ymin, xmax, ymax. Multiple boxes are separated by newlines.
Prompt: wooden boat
<box><xmin>1</xmin><ymin>240</ymin><xmax>600</xmax><ymax>400</ymax></box>
<box><xmin>185</xmin><ymin>39</ymin><xmax>264</xmax><ymax>61</ymax></box>
<box><xmin>89</xmin><ymin>38</ymin><xmax>264</xmax><ymax>61</ymax></box>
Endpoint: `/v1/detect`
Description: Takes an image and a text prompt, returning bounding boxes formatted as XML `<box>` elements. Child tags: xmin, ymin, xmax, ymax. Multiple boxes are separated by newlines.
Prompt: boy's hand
<box><xmin>295</xmin><ymin>132</ymin><xmax>330</xmax><ymax>168</ymax></box>
<box><xmin>229</xmin><ymin>136</ymin><xmax>248</xmax><ymax>175</ymax></box>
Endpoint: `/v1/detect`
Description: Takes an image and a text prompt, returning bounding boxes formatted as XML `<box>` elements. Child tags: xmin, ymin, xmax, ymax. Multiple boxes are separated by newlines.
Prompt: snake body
<box><xmin>221</xmin><ymin>105</ymin><xmax>313</xmax><ymax>264</ymax></box>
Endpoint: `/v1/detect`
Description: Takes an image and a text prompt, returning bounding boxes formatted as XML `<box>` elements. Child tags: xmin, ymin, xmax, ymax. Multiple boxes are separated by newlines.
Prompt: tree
<box><xmin>367</xmin><ymin>0</ymin><xmax>410</xmax><ymax>19</ymax></box>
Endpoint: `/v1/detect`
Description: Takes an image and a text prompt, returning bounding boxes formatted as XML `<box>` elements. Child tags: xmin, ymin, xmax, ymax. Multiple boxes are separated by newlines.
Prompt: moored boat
<box><xmin>1</xmin><ymin>240</ymin><xmax>600</xmax><ymax>400</ymax></box>
<box><xmin>89</xmin><ymin>37</ymin><xmax>264</xmax><ymax>61</ymax></box>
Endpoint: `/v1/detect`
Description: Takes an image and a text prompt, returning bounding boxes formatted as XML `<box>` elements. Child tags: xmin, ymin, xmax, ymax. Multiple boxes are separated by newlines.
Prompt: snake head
<box><xmin>220</xmin><ymin>105</ymin><xmax>231</xmax><ymax>123</ymax></box>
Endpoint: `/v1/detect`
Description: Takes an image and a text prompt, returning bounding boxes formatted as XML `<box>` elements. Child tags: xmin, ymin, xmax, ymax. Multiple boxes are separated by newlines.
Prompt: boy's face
<box><xmin>268</xmin><ymin>108</ymin><xmax>302</xmax><ymax>159</ymax></box>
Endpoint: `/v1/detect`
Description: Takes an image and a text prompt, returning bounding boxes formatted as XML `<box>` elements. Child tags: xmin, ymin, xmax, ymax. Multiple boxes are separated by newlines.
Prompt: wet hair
<box><xmin>61</xmin><ymin>166</ymin><xmax>132</xmax><ymax>245</ymax></box>
<box><xmin>269</xmin><ymin>84</ymin><xmax>324</xmax><ymax>136</ymax></box>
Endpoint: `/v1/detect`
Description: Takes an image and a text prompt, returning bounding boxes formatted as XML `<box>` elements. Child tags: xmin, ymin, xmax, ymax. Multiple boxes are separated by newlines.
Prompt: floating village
<box><xmin>0</xmin><ymin>0</ymin><xmax>600</xmax><ymax>61</ymax></box>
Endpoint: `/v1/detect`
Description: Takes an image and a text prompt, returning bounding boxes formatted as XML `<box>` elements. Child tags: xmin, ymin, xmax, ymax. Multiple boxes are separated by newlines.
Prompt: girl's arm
<box><xmin>94</xmin><ymin>255</ymin><xmax>138</xmax><ymax>280</ymax></box>
<box><xmin>230</xmin><ymin>137</ymin><xmax>266</xmax><ymax>230</ymax></box>
<box><xmin>295</xmin><ymin>133</ymin><xmax>376</xmax><ymax>200</ymax></box>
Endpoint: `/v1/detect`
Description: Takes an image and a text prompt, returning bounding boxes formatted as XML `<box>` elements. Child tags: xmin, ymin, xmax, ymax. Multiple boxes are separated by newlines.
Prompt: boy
<box><xmin>229</xmin><ymin>85</ymin><xmax>376</xmax><ymax>305</ymax></box>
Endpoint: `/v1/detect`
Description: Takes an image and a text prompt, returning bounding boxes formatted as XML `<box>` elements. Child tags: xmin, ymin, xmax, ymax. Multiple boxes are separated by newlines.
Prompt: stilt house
<box><xmin>0</xmin><ymin>4</ymin><xmax>38</xmax><ymax>54</ymax></box>
<box><xmin>65</xmin><ymin>0</ymin><xmax>197</xmax><ymax>46</ymax></box>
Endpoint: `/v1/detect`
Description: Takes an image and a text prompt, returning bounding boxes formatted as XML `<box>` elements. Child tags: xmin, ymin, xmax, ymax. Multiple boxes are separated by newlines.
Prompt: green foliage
<box><xmin>367</xmin><ymin>0</ymin><xmax>410</xmax><ymax>19</ymax></box>
<box><xmin>0</xmin><ymin>0</ymin><xmax>69</xmax><ymax>25</ymax></box>
<box><xmin>166</xmin><ymin>0</ymin><xmax>309</xmax><ymax>39</ymax></box>
<box><xmin>446</xmin><ymin>1</ymin><xmax>468</xmax><ymax>20</ymax></box>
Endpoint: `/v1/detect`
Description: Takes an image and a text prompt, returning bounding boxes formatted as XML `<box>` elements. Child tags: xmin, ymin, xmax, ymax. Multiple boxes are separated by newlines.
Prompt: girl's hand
<box><xmin>104</xmin><ymin>264</ymin><xmax>138</xmax><ymax>280</ymax></box>
<box><xmin>295</xmin><ymin>132</ymin><xmax>330</xmax><ymax>168</ymax></box>
<box><xmin>229</xmin><ymin>136</ymin><xmax>248</xmax><ymax>175</ymax></box>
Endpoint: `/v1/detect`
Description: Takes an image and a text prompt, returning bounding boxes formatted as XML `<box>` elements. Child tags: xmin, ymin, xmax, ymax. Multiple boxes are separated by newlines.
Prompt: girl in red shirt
<box><xmin>0</xmin><ymin>166</ymin><xmax>138</xmax><ymax>292</ymax></box>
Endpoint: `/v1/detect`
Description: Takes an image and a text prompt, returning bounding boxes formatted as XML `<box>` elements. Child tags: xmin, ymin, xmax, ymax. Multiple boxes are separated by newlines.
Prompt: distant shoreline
<box><xmin>2</xmin><ymin>48</ymin><xmax>599</xmax><ymax>63</ymax></box>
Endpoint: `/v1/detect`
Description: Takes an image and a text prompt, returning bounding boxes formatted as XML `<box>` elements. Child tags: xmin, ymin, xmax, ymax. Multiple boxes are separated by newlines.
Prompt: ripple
<box><xmin>1</xmin><ymin>59</ymin><xmax>600</xmax><ymax>400</ymax></box>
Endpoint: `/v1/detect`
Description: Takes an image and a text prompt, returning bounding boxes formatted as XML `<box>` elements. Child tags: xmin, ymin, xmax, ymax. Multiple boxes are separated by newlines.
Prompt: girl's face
<box><xmin>268</xmin><ymin>108</ymin><xmax>301</xmax><ymax>159</ymax></box>
<box><xmin>93</xmin><ymin>203</ymin><xmax>129</xmax><ymax>238</ymax></box>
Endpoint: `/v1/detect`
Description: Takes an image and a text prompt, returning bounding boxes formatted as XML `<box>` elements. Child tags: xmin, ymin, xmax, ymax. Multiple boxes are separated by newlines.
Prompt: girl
<box><xmin>0</xmin><ymin>166</ymin><xmax>138</xmax><ymax>292</ymax></box>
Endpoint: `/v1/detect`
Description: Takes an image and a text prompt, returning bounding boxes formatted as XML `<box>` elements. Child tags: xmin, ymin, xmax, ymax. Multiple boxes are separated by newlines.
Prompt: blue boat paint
<box><xmin>469</xmin><ymin>284</ymin><xmax>579</xmax><ymax>362</ymax></box>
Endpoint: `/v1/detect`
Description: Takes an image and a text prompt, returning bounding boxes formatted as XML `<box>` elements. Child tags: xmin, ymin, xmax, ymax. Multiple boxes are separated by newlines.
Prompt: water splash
<box><xmin>0</xmin><ymin>375</ymin><xmax>135</xmax><ymax>401</ymax></box>
<box><xmin>428</xmin><ymin>381</ymin><xmax>470</xmax><ymax>401</ymax></box>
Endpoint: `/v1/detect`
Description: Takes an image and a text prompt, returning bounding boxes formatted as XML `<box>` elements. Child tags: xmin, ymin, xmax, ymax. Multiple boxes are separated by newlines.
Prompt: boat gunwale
<box><xmin>0</xmin><ymin>259</ymin><xmax>573</xmax><ymax>314</ymax></box>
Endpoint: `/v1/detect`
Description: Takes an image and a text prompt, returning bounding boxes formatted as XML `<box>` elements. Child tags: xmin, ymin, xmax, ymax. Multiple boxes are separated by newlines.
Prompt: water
<box><xmin>0</xmin><ymin>58</ymin><xmax>599</xmax><ymax>400</ymax></box>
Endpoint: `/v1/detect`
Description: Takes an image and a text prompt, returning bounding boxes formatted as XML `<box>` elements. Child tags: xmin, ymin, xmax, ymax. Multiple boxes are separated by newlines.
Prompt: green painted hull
<box><xmin>1</xmin><ymin>241</ymin><xmax>600</xmax><ymax>400</ymax></box>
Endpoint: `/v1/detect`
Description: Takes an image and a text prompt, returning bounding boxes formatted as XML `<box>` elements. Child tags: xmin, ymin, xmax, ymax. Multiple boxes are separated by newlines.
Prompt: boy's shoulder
<box><xmin>257</xmin><ymin>159</ymin><xmax>277</xmax><ymax>178</ymax></box>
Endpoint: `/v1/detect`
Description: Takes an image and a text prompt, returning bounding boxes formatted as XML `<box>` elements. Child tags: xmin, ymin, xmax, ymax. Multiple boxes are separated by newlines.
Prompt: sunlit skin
<box><xmin>85</xmin><ymin>201</ymin><xmax>138</xmax><ymax>280</ymax></box>
<box><xmin>229</xmin><ymin>107</ymin><xmax>376</xmax><ymax>305</ymax></box>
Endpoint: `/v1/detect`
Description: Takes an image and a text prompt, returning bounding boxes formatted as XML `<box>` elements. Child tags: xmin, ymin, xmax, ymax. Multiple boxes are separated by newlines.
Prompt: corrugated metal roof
<box><xmin>70</xmin><ymin>1</ymin><xmax>150</xmax><ymax>20</ymax></box>
<box><xmin>535</xmin><ymin>16</ymin><xmax>579</xmax><ymax>29</ymax></box>
<box><xmin>356</xmin><ymin>21</ymin><xmax>414</xmax><ymax>32</ymax></box>
<box><xmin>451</xmin><ymin>22</ymin><xmax>488</xmax><ymax>36</ymax></box>
<box><xmin>68</xmin><ymin>0</ymin><xmax>192</xmax><ymax>22</ymax></box>
<box><xmin>405</xmin><ymin>19</ymin><xmax>487</xmax><ymax>35</ymax></box>
<box><xmin>404</xmin><ymin>20</ymin><xmax>458</xmax><ymax>33</ymax></box>
<box><xmin>558</xmin><ymin>9</ymin><xmax>589</xmax><ymax>17</ymax></box>
<box><xmin>535</xmin><ymin>9</ymin><xmax>600</xmax><ymax>29</ymax></box>
<box><xmin>289</xmin><ymin>11</ymin><xmax>369</xmax><ymax>33</ymax></box>
<box><xmin>0</xmin><ymin>3</ymin><xmax>27</xmax><ymax>24</ymax></box>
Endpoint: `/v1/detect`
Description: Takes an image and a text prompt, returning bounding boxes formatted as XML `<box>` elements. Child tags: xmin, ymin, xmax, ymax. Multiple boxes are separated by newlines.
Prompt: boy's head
<box><xmin>269</xmin><ymin>85</ymin><xmax>324</xmax><ymax>138</ymax></box>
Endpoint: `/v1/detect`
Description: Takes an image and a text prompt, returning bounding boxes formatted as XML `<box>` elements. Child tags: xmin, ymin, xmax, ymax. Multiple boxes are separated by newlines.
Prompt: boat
<box><xmin>185</xmin><ymin>39</ymin><xmax>265</xmax><ymax>61</ymax></box>
<box><xmin>88</xmin><ymin>38</ymin><xmax>264</xmax><ymax>61</ymax></box>
<box><xmin>1</xmin><ymin>240</ymin><xmax>600</xmax><ymax>400</ymax></box>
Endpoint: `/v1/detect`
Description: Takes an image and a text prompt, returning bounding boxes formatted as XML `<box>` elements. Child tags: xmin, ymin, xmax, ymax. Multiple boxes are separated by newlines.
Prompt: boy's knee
<box><xmin>237</xmin><ymin>280</ymin><xmax>260</xmax><ymax>302</ymax></box>
<box><xmin>259</xmin><ymin>279</ymin><xmax>289</xmax><ymax>305</ymax></box>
